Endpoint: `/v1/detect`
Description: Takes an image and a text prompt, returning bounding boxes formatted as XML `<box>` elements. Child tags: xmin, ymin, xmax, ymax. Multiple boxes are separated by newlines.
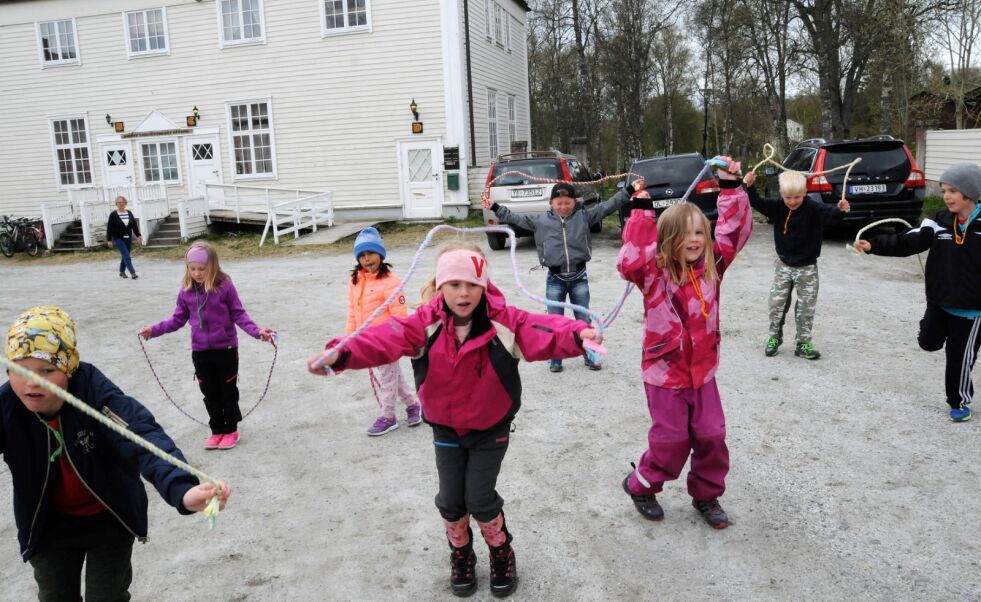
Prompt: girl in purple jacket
<box><xmin>139</xmin><ymin>242</ymin><xmax>275</xmax><ymax>450</ymax></box>
<box><xmin>308</xmin><ymin>240</ymin><xmax>600</xmax><ymax>598</ymax></box>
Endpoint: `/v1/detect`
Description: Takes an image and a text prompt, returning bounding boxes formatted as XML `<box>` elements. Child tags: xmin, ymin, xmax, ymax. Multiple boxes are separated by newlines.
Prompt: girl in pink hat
<box><xmin>308</xmin><ymin>240</ymin><xmax>600</xmax><ymax>598</ymax></box>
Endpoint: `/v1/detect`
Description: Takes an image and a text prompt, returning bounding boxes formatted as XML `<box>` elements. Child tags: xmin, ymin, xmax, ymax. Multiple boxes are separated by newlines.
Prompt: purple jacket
<box><xmin>150</xmin><ymin>278</ymin><xmax>261</xmax><ymax>351</ymax></box>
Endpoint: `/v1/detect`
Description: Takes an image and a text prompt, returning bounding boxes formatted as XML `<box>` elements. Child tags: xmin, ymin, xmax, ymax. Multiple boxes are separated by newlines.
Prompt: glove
<box><xmin>713</xmin><ymin>156</ymin><xmax>742</xmax><ymax>181</ymax></box>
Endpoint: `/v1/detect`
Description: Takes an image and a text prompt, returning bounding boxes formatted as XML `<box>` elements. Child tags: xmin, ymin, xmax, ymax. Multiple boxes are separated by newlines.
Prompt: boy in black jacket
<box><xmin>855</xmin><ymin>163</ymin><xmax>981</xmax><ymax>422</ymax></box>
<box><xmin>1</xmin><ymin>305</ymin><xmax>230</xmax><ymax>600</ymax></box>
<box><xmin>744</xmin><ymin>170</ymin><xmax>850</xmax><ymax>359</ymax></box>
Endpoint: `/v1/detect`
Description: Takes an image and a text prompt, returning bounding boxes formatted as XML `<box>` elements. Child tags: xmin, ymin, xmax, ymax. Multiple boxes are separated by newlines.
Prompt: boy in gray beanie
<box><xmin>855</xmin><ymin>162</ymin><xmax>981</xmax><ymax>422</ymax></box>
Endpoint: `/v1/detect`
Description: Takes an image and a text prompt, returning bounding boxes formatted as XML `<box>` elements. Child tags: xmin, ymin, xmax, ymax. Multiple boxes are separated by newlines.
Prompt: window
<box><xmin>487</xmin><ymin>90</ymin><xmax>499</xmax><ymax>160</ymax></box>
<box><xmin>505</xmin><ymin>13</ymin><xmax>512</xmax><ymax>51</ymax></box>
<box><xmin>50</xmin><ymin>116</ymin><xmax>92</xmax><ymax>186</ymax></box>
<box><xmin>493</xmin><ymin>5</ymin><xmax>504</xmax><ymax>46</ymax></box>
<box><xmin>507</xmin><ymin>95</ymin><xmax>516</xmax><ymax>151</ymax></box>
<box><xmin>322</xmin><ymin>0</ymin><xmax>371</xmax><ymax>35</ymax></box>
<box><xmin>485</xmin><ymin>0</ymin><xmax>493</xmax><ymax>39</ymax></box>
<box><xmin>124</xmin><ymin>8</ymin><xmax>169</xmax><ymax>57</ymax></box>
<box><xmin>37</xmin><ymin>19</ymin><xmax>79</xmax><ymax>66</ymax></box>
<box><xmin>227</xmin><ymin>100</ymin><xmax>276</xmax><ymax>178</ymax></box>
<box><xmin>141</xmin><ymin>141</ymin><xmax>180</xmax><ymax>183</ymax></box>
<box><xmin>218</xmin><ymin>0</ymin><xmax>264</xmax><ymax>47</ymax></box>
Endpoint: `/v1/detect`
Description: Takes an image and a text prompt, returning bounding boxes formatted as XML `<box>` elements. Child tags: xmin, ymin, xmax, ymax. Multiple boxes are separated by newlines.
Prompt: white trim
<box><xmin>216</xmin><ymin>0</ymin><xmax>266</xmax><ymax>49</ymax></box>
<box><xmin>224</xmin><ymin>96</ymin><xmax>279</xmax><ymax>181</ymax></box>
<box><xmin>36</xmin><ymin>18</ymin><xmax>81</xmax><ymax>68</ymax></box>
<box><xmin>99</xmin><ymin>140</ymin><xmax>136</xmax><ymax>188</ymax></box>
<box><xmin>507</xmin><ymin>94</ymin><xmax>516</xmax><ymax>151</ymax></box>
<box><xmin>123</xmin><ymin>7</ymin><xmax>170</xmax><ymax>59</ymax></box>
<box><xmin>48</xmin><ymin>113</ymin><xmax>94</xmax><ymax>191</ymax></box>
<box><xmin>395</xmin><ymin>137</ymin><xmax>444</xmax><ymax>219</ymax></box>
<box><xmin>184</xmin><ymin>134</ymin><xmax>224</xmax><ymax>196</ymax></box>
<box><xmin>137</xmin><ymin>138</ymin><xmax>182</xmax><ymax>185</ymax></box>
<box><xmin>320</xmin><ymin>0</ymin><xmax>373</xmax><ymax>37</ymax></box>
<box><xmin>484</xmin><ymin>0</ymin><xmax>492</xmax><ymax>39</ymax></box>
<box><xmin>439</xmin><ymin>0</ymin><xmax>469</xmax><ymax>203</ymax></box>
<box><xmin>505</xmin><ymin>13</ymin><xmax>512</xmax><ymax>51</ymax></box>
<box><xmin>487</xmin><ymin>88</ymin><xmax>499</xmax><ymax>161</ymax></box>
<box><xmin>493</xmin><ymin>4</ymin><xmax>505</xmax><ymax>47</ymax></box>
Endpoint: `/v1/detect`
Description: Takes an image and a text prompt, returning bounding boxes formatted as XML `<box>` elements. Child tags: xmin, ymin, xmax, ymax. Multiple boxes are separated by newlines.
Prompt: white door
<box><xmin>185</xmin><ymin>135</ymin><xmax>223</xmax><ymax>197</ymax></box>
<box><xmin>100</xmin><ymin>142</ymin><xmax>134</xmax><ymax>188</ymax></box>
<box><xmin>399</xmin><ymin>139</ymin><xmax>443</xmax><ymax>218</ymax></box>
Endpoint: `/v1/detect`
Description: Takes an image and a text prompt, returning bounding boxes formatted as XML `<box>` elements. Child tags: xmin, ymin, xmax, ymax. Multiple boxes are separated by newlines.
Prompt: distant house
<box><xmin>909</xmin><ymin>86</ymin><xmax>981</xmax><ymax>130</ymax></box>
<box><xmin>0</xmin><ymin>0</ymin><xmax>532</xmax><ymax>228</ymax></box>
<box><xmin>786</xmin><ymin>119</ymin><xmax>805</xmax><ymax>144</ymax></box>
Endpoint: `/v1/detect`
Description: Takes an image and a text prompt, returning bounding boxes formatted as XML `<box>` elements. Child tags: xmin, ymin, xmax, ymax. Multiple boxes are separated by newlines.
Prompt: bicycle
<box><xmin>0</xmin><ymin>216</ymin><xmax>44</xmax><ymax>257</ymax></box>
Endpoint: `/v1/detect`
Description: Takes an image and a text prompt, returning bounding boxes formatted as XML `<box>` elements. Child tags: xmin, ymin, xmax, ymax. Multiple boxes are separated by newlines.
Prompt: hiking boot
<box><xmin>622</xmin><ymin>476</ymin><xmax>664</xmax><ymax>521</ymax></box>
<box><xmin>218</xmin><ymin>431</ymin><xmax>240</xmax><ymax>449</ymax></box>
<box><xmin>448</xmin><ymin>537</ymin><xmax>477</xmax><ymax>597</ymax></box>
<box><xmin>950</xmin><ymin>404</ymin><xmax>973</xmax><ymax>423</ymax></box>
<box><xmin>794</xmin><ymin>342</ymin><xmax>821</xmax><ymax>360</ymax></box>
<box><xmin>367</xmin><ymin>415</ymin><xmax>398</xmax><ymax>436</ymax></box>
<box><xmin>406</xmin><ymin>404</ymin><xmax>423</xmax><ymax>427</ymax></box>
<box><xmin>584</xmin><ymin>357</ymin><xmax>602</xmax><ymax>371</ymax></box>
<box><xmin>488</xmin><ymin>541</ymin><xmax>517</xmax><ymax>598</ymax></box>
<box><xmin>203</xmin><ymin>434</ymin><xmax>223</xmax><ymax>450</ymax></box>
<box><xmin>764</xmin><ymin>336</ymin><xmax>780</xmax><ymax>356</ymax></box>
<box><xmin>692</xmin><ymin>498</ymin><xmax>729</xmax><ymax>529</ymax></box>
<box><xmin>119</xmin><ymin>272</ymin><xmax>128</xmax><ymax>279</ymax></box>
<box><xmin>131</xmin><ymin>273</ymin><xmax>139</xmax><ymax>280</ymax></box>
<box><xmin>548</xmin><ymin>360</ymin><xmax>563</xmax><ymax>373</ymax></box>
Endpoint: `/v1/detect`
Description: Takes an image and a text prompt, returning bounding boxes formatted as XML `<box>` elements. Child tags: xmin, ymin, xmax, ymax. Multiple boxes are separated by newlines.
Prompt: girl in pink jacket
<box><xmin>309</xmin><ymin>240</ymin><xmax>599</xmax><ymax>598</ymax></box>
<box><xmin>617</xmin><ymin>157</ymin><xmax>752</xmax><ymax>530</ymax></box>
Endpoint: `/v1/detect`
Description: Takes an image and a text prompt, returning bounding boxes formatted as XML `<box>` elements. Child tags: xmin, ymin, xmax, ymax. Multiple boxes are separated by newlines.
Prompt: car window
<box><xmin>823</xmin><ymin>144</ymin><xmax>910</xmax><ymax>178</ymax></box>
<box><xmin>491</xmin><ymin>159</ymin><xmax>561</xmax><ymax>185</ymax></box>
<box><xmin>631</xmin><ymin>157</ymin><xmax>704</xmax><ymax>186</ymax></box>
<box><xmin>783</xmin><ymin>148</ymin><xmax>816</xmax><ymax>171</ymax></box>
<box><xmin>566</xmin><ymin>159</ymin><xmax>590</xmax><ymax>182</ymax></box>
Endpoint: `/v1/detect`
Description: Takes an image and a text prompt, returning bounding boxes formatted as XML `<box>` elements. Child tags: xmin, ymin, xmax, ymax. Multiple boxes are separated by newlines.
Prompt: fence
<box><xmin>41</xmin><ymin>185</ymin><xmax>170</xmax><ymax>248</ymax></box>
<box><xmin>259</xmin><ymin>192</ymin><xmax>334</xmax><ymax>246</ymax></box>
<box><xmin>202</xmin><ymin>183</ymin><xmax>326</xmax><ymax>223</ymax></box>
<box><xmin>177</xmin><ymin>196</ymin><xmax>211</xmax><ymax>241</ymax></box>
<box><xmin>38</xmin><ymin>202</ymin><xmax>75</xmax><ymax>250</ymax></box>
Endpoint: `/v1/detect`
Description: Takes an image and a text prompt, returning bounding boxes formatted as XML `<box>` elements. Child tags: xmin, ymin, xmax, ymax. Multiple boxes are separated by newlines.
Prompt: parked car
<box><xmin>481</xmin><ymin>151</ymin><xmax>602</xmax><ymax>250</ymax></box>
<box><xmin>762</xmin><ymin>136</ymin><xmax>925</xmax><ymax>224</ymax></box>
<box><xmin>619</xmin><ymin>153</ymin><xmax>721</xmax><ymax>229</ymax></box>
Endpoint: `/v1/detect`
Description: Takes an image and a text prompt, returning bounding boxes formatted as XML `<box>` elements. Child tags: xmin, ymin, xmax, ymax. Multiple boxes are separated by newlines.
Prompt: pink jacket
<box><xmin>616</xmin><ymin>187</ymin><xmax>752</xmax><ymax>389</ymax></box>
<box><xmin>325</xmin><ymin>281</ymin><xmax>588</xmax><ymax>434</ymax></box>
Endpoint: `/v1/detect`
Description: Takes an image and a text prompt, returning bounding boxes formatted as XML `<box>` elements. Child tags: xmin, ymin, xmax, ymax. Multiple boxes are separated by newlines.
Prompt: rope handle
<box><xmin>747</xmin><ymin>142</ymin><xmax>860</xmax><ymax>207</ymax></box>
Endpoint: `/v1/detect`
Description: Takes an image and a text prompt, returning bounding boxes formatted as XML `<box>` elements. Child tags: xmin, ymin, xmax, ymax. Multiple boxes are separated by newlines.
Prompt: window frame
<box><xmin>139</xmin><ymin>139</ymin><xmax>182</xmax><ymax>185</ymax></box>
<box><xmin>122</xmin><ymin>8</ymin><xmax>170</xmax><ymax>59</ymax></box>
<box><xmin>224</xmin><ymin>97</ymin><xmax>279</xmax><ymax>181</ymax></box>
<box><xmin>320</xmin><ymin>0</ymin><xmax>372</xmax><ymax>37</ymax></box>
<box><xmin>48</xmin><ymin>114</ymin><xmax>94</xmax><ymax>190</ymax></box>
<box><xmin>216</xmin><ymin>0</ymin><xmax>266</xmax><ymax>49</ymax></box>
<box><xmin>484</xmin><ymin>0</ymin><xmax>492</xmax><ymax>39</ymax></box>
<box><xmin>507</xmin><ymin>95</ymin><xmax>516</xmax><ymax>151</ymax></box>
<box><xmin>487</xmin><ymin>89</ymin><xmax>499</xmax><ymax>161</ymax></box>
<box><xmin>36</xmin><ymin>18</ymin><xmax>81</xmax><ymax>68</ymax></box>
<box><xmin>505</xmin><ymin>12</ymin><xmax>512</xmax><ymax>51</ymax></box>
<box><xmin>493</xmin><ymin>5</ymin><xmax>505</xmax><ymax>46</ymax></box>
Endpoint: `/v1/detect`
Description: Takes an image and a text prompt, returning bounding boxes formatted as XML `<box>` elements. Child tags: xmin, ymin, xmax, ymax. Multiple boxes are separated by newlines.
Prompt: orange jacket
<box><xmin>346</xmin><ymin>269</ymin><xmax>407</xmax><ymax>334</ymax></box>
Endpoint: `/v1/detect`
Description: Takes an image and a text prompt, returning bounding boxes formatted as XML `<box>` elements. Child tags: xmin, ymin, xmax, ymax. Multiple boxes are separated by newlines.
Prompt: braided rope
<box><xmin>847</xmin><ymin>217</ymin><xmax>925</xmax><ymax>275</ymax></box>
<box><xmin>750</xmin><ymin>142</ymin><xmax>861</xmax><ymax>205</ymax></box>
<box><xmin>0</xmin><ymin>356</ymin><xmax>225</xmax><ymax>529</ymax></box>
<box><xmin>479</xmin><ymin>170</ymin><xmax>644</xmax><ymax>204</ymax></box>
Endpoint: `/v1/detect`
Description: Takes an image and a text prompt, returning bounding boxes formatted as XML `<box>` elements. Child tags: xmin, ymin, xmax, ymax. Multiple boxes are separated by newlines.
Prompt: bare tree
<box><xmin>650</xmin><ymin>25</ymin><xmax>693</xmax><ymax>153</ymax></box>
<box><xmin>931</xmin><ymin>0</ymin><xmax>981</xmax><ymax>128</ymax></box>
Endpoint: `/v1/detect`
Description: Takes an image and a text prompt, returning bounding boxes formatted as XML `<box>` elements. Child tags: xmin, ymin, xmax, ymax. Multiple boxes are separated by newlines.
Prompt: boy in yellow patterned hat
<box><xmin>2</xmin><ymin>305</ymin><xmax>230</xmax><ymax>599</ymax></box>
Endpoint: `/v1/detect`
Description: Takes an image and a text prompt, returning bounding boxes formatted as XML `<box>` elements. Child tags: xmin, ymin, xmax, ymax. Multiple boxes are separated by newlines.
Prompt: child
<box><xmin>2</xmin><ymin>305</ymin><xmax>229</xmax><ymax>600</ymax></box>
<box><xmin>307</xmin><ymin>240</ymin><xmax>599</xmax><ymax>597</ymax></box>
<box><xmin>618</xmin><ymin>157</ymin><xmax>752</xmax><ymax>529</ymax></box>
<box><xmin>347</xmin><ymin>227</ymin><xmax>422</xmax><ymax>436</ymax></box>
<box><xmin>744</xmin><ymin>170</ymin><xmax>850</xmax><ymax>359</ymax></box>
<box><xmin>481</xmin><ymin>179</ymin><xmax>640</xmax><ymax>372</ymax></box>
<box><xmin>854</xmin><ymin>163</ymin><xmax>981</xmax><ymax>423</ymax></box>
<box><xmin>138</xmin><ymin>242</ymin><xmax>275</xmax><ymax>450</ymax></box>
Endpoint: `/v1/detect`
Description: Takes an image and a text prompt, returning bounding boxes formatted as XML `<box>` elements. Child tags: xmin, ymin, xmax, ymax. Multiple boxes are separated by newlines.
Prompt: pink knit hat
<box><xmin>435</xmin><ymin>249</ymin><xmax>489</xmax><ymax>289</ymax></box>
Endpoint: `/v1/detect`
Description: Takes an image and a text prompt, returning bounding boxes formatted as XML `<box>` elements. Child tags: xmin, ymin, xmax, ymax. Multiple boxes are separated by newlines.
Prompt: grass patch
<box><xmin>922</xmin><ymin>196</ymin><xmax>944</xmax><ymax>218</ymax></box>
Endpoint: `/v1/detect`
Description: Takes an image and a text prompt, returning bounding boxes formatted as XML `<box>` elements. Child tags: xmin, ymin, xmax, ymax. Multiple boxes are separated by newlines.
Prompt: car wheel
<box><xmin>486</xmin><ymin>232</ymin><xmax>506</xmax><ymax>251</ymax></box>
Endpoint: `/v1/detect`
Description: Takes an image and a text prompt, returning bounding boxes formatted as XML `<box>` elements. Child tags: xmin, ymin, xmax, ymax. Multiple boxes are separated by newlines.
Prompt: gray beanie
<box><xmin>939</xmin><ymin>163</ymin><xmax>981</xmax><ymax>202</ymax></box>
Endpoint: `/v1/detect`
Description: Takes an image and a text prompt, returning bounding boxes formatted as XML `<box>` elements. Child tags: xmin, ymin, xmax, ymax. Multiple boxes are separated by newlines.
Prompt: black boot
<box><xmin>448</xmin><ymin>529</ymin><xmax>477</xmax><ymax>597</ymax></box>
<box><xmin>482</xmin><ymin>517</ymin><xmax>517</xmax><ymax>598</ymax></box>
<box><xmin>623</xmin><ymin>475</ymin><xmax>664</xmax><ymax>521</ymax></box>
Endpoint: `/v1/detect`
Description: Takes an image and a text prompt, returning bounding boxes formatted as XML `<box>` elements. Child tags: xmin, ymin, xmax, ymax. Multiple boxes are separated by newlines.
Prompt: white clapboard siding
<box><xmin>0</xmin><ymin>0</ymin><xmax>449</xmax><ymax>218</ymax></box>
<box><xmin>924</xmin><ymin>129</ymin><xmax>981</xmax><ymax>181</ymax></box>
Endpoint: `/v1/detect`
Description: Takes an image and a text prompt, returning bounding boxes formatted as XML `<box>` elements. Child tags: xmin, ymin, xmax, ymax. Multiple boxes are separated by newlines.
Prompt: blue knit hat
<box><xmin>353</xmin><ymin>227</ymin><xmax>386</xmax><ymax>260</ymax></box>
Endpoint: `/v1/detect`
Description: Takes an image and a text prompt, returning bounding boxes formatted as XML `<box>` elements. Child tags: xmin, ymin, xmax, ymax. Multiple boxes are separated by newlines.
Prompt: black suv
<box><xmin>763</xmin><ymin>136</ymin><xmax>925</xmax><ymax>224</ymax></box>
<box><xmin>619</xmin><ymin>153</ymin><xmax>721</xmax><ymax>228</ymax></box>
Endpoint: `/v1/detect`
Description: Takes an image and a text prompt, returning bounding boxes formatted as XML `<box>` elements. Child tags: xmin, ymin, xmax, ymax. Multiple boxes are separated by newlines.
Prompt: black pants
<box><xmin>29</xmin><ymin>511</ymin><xmax>135</xmax><ymax>602</ymax></box>
<box><xmin>918</xmin><ymin>303</ymin><xmax>981</xmax><ymax>409</ymax></box>
<box><xmin>191</xmin><ymin>348</ymin><xmax>241</xmax><ymax>434</ymax></box>
<box><xmin>433</xmin><ymin>421</ymin><xmax>511</xmax><ymax>523</ymax></box>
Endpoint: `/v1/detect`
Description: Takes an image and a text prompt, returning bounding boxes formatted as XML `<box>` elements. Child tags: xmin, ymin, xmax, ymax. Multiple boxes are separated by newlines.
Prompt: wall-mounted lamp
<box><xmin>186</xmin><ymin>106</ymin><xmax>201</xmax><ymax>127</ymax></box>
<box><xmin>409</xmin><ymin>99</ymin><xmax>419</xmax><ymax>121</ymax></box>
<box><xmin>105</xmin><ymin>113</ymin><xmax>112</xmax><ymax>126</ymax></box>
<box><xmin>105</xmin><ymin>114</ymin><xmax>124</xmax><ymax>132</ymax></box>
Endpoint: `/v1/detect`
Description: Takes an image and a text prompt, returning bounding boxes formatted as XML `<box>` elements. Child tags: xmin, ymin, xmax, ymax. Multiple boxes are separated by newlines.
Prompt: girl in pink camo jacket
<box><xmin>617</xmin><ymin>157</ymin><xmax>752</xmax><ymax>529</ymax></box>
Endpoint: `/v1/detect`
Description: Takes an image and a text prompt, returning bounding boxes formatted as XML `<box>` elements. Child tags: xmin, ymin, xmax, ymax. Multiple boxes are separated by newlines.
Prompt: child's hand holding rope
<box><xmin>852</xmin><ymin>240</ymin><xmax>871</xmax><ymax>254</ymax></box>
<box><xmin>182</xmin><ymin>481</ymin><xmax>231</xmax><ymax>513</ymax></box>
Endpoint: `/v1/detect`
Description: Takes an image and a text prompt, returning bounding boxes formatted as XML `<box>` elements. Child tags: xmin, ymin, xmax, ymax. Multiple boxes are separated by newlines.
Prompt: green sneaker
<box><xmin>764</xmin><ymin>336</ymin><xmax>781</xmax><ymax>357</ymax></box>
<box><xmin>794</xmin><ymin>342</ymin><xmax>821</xmax><ymax>360</ymax></box>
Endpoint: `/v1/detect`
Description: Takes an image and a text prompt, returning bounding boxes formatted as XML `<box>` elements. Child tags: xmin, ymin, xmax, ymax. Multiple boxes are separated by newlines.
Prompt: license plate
<box><xmin>848</xmin><ymin>184</ymin><xmax>887</xmax><ymax>194</ymax></box>
<box><xmin>652</xmin><ymin>198</ymin><xmax>682</xmax><ymax>209</ymax></box>
<box><xmin>511</xmin><ymin>188</ymin><xmax>543</xmax><ymax>198</ymax></box>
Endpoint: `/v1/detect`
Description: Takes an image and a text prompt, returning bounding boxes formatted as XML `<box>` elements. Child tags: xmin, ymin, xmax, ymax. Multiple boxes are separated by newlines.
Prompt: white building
<box><xmin>0</xmin><ymin>0</ymin><xmax>531</xmax><ymax>233</ymax></box>
<box><xmin>786</xmin><ymin>119</ymin><xmax>804</xmax><ymax>144</ymax></box>
<box><xmin>923</xmin><ymin>128</ymin><xmax>981</xmax><ymax>196</ymax></box>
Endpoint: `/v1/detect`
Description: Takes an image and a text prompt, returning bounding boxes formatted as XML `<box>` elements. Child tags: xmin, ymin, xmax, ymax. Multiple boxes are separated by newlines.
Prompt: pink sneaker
<box><xmin>204</xmin><ymin>434</ymin><xmax>223</xmax><ymax>450</ymax></box>
<box><xmin>218</xmin><ymin>431</ymin><xmax>240</xmax><ymax>450</ymax></box>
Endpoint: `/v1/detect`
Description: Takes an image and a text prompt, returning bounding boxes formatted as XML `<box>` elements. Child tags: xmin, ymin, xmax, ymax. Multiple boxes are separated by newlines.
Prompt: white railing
<box><xmin>78</xmin><ymin>199</ymin><xmax>114</xmax><ymax>248</ymax></box>
<box><xmin>58</xmin><ymin>185</ymin><xmax>170</xmax><ymax>248</ymax></box>
<box><xmin>132</xmin><ymin>196</ymin><xmax>170</xmax><ymax>245</ymax></box>
<box><xmin>259</xmin><ymin>192</ymin><xmax>334</xmax><ymax>246</ymax></box>
<box><xmin>39</xmin><ymin>202</ymin><xmax>76</xmax><ymax>250</ymax></box>
<box><xmin>203</xmin><ymin>183</ymin><xmax>325</xmax><ymax>223</ymax></box>
<box><xmin>176</xmin><ymin>196</ymin><xmax>211</xmax><ymax>241</ymax></box>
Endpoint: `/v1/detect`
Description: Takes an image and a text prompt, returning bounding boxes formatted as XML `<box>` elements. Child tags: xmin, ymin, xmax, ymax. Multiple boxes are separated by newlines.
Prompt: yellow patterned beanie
<box><xmin>5</xmin><ymin>306</ymin><xmax>79</xmax><ymax>378</ymax></box>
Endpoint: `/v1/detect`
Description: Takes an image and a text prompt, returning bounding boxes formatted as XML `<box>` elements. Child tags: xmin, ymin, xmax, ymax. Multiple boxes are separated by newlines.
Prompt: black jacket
<box><xmin>748</xmin><ymin>186</ymin><xmax>844</xmax><ymax>267</ymax></box>
<box><xmin>0</xmin><ymin>363</ymin><xmax>198</xmax><ymax>561</ymax></box>
<box><xmin>106</xmin><ymin>210</ymin><xmax>141</xmax><ymax>240</ymax></box>
<box><xmin>870</xmin><ymin>210</ymin><xmax>981</xmax><ymax>309</ymax></box>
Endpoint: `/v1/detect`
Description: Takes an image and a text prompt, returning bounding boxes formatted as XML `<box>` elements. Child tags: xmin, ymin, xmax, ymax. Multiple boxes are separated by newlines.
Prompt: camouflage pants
<box><xmin>768</xmin><ymin>259</ymin><xmax>819</xmax><ymax>344</ymax></box>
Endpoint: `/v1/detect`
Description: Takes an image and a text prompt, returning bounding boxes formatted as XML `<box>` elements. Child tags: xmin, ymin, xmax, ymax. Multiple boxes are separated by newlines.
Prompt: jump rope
<box><xmin>0</xmin><ymin>355</ymin><xmax>226</xmax><ymax>529</ymax></box>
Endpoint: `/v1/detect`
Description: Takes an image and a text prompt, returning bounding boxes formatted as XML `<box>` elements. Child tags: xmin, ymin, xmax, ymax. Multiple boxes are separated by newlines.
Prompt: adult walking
<box><xmin>106</xmin><ymin>196</ymin><xmax>141</xmax><ymax>279</ymax></box>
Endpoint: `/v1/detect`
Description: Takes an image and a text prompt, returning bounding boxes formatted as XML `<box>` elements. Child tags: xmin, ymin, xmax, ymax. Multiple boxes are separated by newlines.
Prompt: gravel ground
<box><xmin>0</xmin><ymin>221</ymin><xmax>978</xmax><ymax>601</ymax></box>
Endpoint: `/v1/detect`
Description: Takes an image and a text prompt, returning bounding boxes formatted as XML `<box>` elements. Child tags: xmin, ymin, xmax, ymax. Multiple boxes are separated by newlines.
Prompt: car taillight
<box><xmin>695</xmin><ymin>178</ymin><xmax>720</xmax><ymax>195</ymax></box>
<box><xmin>806</xmin><ymin>150</ymin><xmax>832</xmax><ymax>192</ymax></box>
<box><xmin>902</xmin><ymin>147</ymin><xmax>925</xmax><ymax>188</ymax></box>
<box><xmin>559</xmin><ymin>160</ymin><xmax>573</xmax><ymax>181</ymax></box>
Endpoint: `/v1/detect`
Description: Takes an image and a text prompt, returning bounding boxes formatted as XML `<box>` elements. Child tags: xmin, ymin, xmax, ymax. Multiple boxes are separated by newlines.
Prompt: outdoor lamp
<box><xmin>187</xmin><ymin>106</ymin><xmax>201</xmax><ymax>127</ymax></box>
<box><xmin>410</xmin><ymin>99</ymin><xmax>419</xmax><ymax>121</ymax></box>
<box><xmin>105</xmin><ymin>114</ymin><xmax>112</xmax><ymax>126</ymax></box>
<box><xmin>193</xmin><ymin>106</ymin><xmax>200</xmax><ymax>120</ymax></box>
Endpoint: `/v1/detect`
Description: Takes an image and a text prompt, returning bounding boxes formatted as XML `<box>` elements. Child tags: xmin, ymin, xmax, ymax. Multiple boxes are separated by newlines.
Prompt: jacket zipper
<box><xmin>22</xmin><ymin>428</ymin><xmax>52</xmax><ymax>559</ymax></box>
<box><xmin>561</xmin><ymin>219</ymin><xmax>571</xmax><ymax>272</ymax></box>
<box><xmin>60</xmin><ymin>424</ymin><xmax>146</xmax><ymax>543</ymax></box>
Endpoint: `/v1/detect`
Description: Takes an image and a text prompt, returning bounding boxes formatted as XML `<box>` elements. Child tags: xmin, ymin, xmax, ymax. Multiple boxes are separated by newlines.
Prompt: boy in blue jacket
<box><xmin>1</xmin><ymin>305</ymin><xmax>230</xmax><ymax>601</ymax></box>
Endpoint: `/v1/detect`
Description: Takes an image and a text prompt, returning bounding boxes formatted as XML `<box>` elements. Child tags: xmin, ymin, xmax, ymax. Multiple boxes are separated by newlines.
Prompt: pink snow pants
<box><xmin>626</xmin><ymin>378</ymin><xmax>729</xmax><ymax>501</ymax></box>
<box><xmin>369</xmin><ymin>361</ymin><xmax>417</xmax><ymax>418</ymax></box>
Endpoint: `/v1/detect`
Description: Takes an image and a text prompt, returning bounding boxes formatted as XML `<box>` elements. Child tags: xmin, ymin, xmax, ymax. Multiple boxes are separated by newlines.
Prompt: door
<box><xmin>100</xmin><ymin>141</ymin><xmax>134</xmax><ymax>188</ymax></box>
<box><xmin>399</xmin><ymin>139</ymin><xmax>443</xmax><ymax>218</ymax></box>
<box><xmin>185</xmin><ymin>135</ymin><xmax>223</xmax><ymax>197</ymax></box>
